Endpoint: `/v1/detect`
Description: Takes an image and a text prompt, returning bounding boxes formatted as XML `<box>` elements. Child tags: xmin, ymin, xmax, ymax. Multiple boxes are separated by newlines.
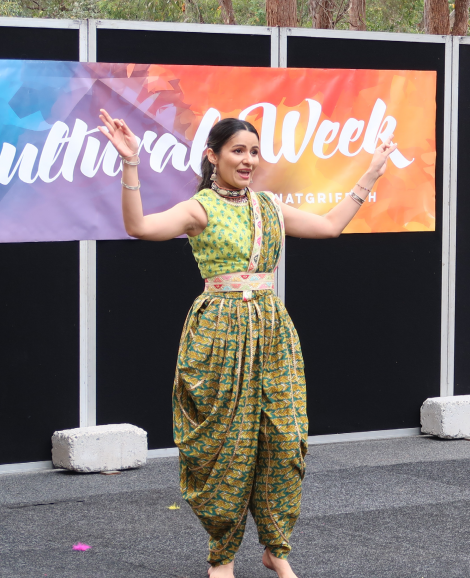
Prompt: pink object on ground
<box><xmin>72</xmin><ymin>543</ymin><xmax>91</xmax><ymax>551</ymax></box>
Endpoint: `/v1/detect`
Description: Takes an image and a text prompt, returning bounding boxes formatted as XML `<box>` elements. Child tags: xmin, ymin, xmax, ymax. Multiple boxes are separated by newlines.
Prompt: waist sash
<box><xmin>204</xmin><ymin>272</ymin><xmax>275</xmax><ymax>301</ymax></box>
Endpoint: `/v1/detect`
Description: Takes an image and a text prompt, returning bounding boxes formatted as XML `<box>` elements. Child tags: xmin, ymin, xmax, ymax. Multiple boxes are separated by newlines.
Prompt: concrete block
<box><xmin>51</xmin><ymin>424</ymin><xmax>147</xmax><ymax>473</ymax></box>
<box><xmin>421</xmin><ymin>395</ymin><xmax>470</xmax><ymax>439</ymax></box>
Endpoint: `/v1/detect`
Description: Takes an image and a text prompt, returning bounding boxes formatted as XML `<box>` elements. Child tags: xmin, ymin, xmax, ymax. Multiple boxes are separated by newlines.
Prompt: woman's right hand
<box><xmin>98</xmin><ymin>108</ymin><xmax>139</xmax><ymax>158</ymax></box>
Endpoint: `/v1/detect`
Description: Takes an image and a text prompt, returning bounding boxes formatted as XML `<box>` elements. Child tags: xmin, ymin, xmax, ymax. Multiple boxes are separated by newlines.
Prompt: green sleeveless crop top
<box><xmin>188</xmin><ymin>188</ymin><xmax>252</xmax><ymax>279</ymax></box>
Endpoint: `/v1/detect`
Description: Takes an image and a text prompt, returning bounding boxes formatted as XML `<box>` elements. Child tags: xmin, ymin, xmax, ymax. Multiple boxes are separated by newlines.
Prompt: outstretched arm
<box><xmin>97</xmin><ymin>109</ymin><xmax>207</xmax><ymax>241</ymax></box>
<box><xmin>282</xmin><ymin>135</ymin><xmax>398</xmax><ymax>239</ymax></box>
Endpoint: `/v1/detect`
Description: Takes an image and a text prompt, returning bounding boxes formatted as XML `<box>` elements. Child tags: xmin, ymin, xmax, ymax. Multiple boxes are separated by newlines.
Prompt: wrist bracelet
<box><xmin>355</xmin><ymin>183</ymin><xmax>371</xmax><ymax>194</ymax></box>
<box><xmin>120</xmin><ymin>152</ymin><xmax>138</xmax><ymax>159</ymax></box>
<box><xmin>121</xmin><ymin>155</ymin><xmax>140</xmax><ymax>166</ymax></box>
<box><xmin>348</xmin><ymin>191</ymin><xmax>365</xmax><ymax>206</ymax></box>
<box><xmin>121</xmin><ymin>179</ymin><xmax>140</xmax><ymax>191</ymax></box>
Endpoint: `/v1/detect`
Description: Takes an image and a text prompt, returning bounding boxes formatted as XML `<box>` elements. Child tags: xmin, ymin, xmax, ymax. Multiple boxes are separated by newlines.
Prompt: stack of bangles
<box><xmin>121</xmin><ymin>153</ymin><xmax>141</xmax><ymax>191</ymax></box>
<box><xmin>349</xmin><ymin>183</ymin><xmax>372</xmax><ymax>206</ymax></box>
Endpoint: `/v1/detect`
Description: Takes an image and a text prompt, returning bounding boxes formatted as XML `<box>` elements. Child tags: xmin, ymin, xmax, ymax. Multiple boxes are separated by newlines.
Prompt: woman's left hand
<box><xmin>367</xmin><ymin>134</ymin><xmax>398</xmax><ymax>179</ymax></box>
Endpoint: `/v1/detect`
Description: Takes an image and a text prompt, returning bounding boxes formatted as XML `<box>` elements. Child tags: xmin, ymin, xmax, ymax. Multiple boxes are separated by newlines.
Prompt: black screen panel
<box><xmin>454</xmin><ymin>44</ymin><xmax>470</xmax><ymax>395</ymax></box>
<box><xmin>0</xmin><ymin>26</ymin><xmax>78</xmax><ymax>61</ymax></box>
<box><xmin>288</xmin><ymin>36</ymin><xmax>445</xmax><ymax>71</ymax></box>
<box><xmin>286</xmin><ymin>234</ymin><xmax>441</xmax><ymax>435</ymax></box>
<box><xmin>0</xmin><ymin>23</ymin><xmax>80</xmax><ymax>465</ymax></box>
<box><xmin>286</xmin><ymin>37</ymin><xmax>444</xmax><ymax>434</ymax></box>
<box><xmin>0</xmin><ymin>242</ymin><xmax>79</xmax><ymax>464</ymax></box>
<box><xmin>96</xmin><ymin>239</ymin><xmax>203</xmax><ymax>449</ymax></box>
<box><xmin>97</xmin><ymin>29</ymin><xmax>271</xmax><ymax>67</ymax></box>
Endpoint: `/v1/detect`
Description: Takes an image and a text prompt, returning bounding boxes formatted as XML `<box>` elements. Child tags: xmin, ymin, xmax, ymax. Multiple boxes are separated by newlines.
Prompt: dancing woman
<box><xmin>98</xmin><ymin>109</ymin><xmax>396</xmax><ymax>578</ymax></box>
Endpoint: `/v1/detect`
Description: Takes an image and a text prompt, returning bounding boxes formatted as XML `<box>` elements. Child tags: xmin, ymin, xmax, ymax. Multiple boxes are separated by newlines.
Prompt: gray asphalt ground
<box><xmin>1</xmin><ymin>436</ymin><xmax>470</xmax><ymax>578</ymax></box>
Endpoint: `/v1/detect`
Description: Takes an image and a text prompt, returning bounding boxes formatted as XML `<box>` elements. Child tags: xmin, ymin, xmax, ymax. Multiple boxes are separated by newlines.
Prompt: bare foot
<box><xmin>208</xmin><ymin>560</ymin><xmax>235</xmax><ymax>578</ymax></box>
<box><xmin>262</xmin><ymin>548</ymin><xmax>298</xmax><ymax>578</ymax></box>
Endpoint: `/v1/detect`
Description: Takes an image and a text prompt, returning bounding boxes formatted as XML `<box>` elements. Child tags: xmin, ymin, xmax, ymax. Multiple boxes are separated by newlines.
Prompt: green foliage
<box><xmin>233</xmin><ymin>0</ymin><xmax>266</xmax><ymax>26</ymax></box>
<box><xmin>0</xmin><ymin>0</ymin><xmax>23</xmax><ymax>16</ymax></box>
<box><xmin>13</xmin><ymin>0</ymin><xmax>101</xmax><ymax>19</ymax></box>
<box><xmin>96</xmin><ymin>0</ymin><xmax>185</xmax><ymax>23</ymax></box>
<box><xmin>96</xmin><ymin>0</ymin><xmax>268</xmax><ymax>25</ymax></box>
<box><xmin>366</xmin><ymin>0</ymin><xmax>425</xmax><ymax>33</ymax></box>
<box><xmin>70</xmin><ymin>0</ymin><xmax>100</xmax><ymax>18</ymax></box>
<box><xmin>3</xmin><ymin>0</ymin><xmax>467</xmax><ymax>36</ymax></box>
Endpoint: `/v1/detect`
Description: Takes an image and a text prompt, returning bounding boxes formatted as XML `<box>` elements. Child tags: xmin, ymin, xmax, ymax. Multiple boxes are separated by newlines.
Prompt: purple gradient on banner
<box><xmin>0</xmin><ymin>61</ymin><xmax>199</xmax><ymax>243</ymax></box>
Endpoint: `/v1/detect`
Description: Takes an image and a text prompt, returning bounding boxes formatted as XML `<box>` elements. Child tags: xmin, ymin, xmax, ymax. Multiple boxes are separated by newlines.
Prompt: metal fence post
<box><xmin>440</xmin><ymin>35</ymin><xmax>458</xmax><ymax>397</ymax></box>
<box><xmin>79</xmin><ymin>20</ymin><xmax>97</xmax><ymax>426</ymax></box>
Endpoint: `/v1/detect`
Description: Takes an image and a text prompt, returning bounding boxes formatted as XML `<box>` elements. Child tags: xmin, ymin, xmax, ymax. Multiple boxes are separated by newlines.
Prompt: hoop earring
<box><xmin>210</xmin><ymin>165</ymin><xmax>217</xmax><ymax>181</ymax></box>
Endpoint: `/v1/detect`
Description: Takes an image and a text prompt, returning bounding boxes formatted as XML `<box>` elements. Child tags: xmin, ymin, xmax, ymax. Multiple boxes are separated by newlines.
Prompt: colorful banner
<box><xmin>0</xmin><ymin>61</ymin><xmax>436</xmax><ymax>242</ymax></box>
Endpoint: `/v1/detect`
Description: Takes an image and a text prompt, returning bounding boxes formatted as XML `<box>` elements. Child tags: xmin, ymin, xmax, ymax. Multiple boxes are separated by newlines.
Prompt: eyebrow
<box><xmin>231</xmin><ymin>144</ymin><xmax>259</xmax><ymax>149</ymax></box>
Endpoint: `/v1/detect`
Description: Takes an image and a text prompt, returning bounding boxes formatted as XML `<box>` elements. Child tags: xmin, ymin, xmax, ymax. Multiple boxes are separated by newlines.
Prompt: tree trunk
<box><xmin>424</xmin><ymin>0</ymin><xmax>450</xmax><ymax>34</ymax></box>
<box><xmin>266</xmin><ymin>0</ymin><xmax>297</xmax><ymax>27</ymax></box>
<box><xmin>452</xmin><ymin>0</ymin><xmax>470</xmax><ymax>35</ymax></box>
<box><xmin>349</xmin><ymin>0</ymin><xmax>366</xmax><ymax>31</ymax></box>
<box><xmin>220</xmin><ymin>0</ymin><xmax>236</xmax><ymax>24</ymax></box>
<box><xmin>310</xmin><ymin>0</ymin><xmax>334</xmax><ymax>29</ymax></box>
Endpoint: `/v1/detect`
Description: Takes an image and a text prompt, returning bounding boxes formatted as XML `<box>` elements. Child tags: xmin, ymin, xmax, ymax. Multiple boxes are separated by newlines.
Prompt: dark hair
<box><xmin>198</xmin><ymin>118</ymin><xmax>260</xmax><ymax>192</ymax></box>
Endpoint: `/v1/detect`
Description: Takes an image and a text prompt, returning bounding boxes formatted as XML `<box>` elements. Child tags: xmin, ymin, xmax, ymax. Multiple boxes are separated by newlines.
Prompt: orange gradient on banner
<box><xmin>141</xmin><ymin>65</ymin><xmax>436</xmax><ymax>233</ymax></box>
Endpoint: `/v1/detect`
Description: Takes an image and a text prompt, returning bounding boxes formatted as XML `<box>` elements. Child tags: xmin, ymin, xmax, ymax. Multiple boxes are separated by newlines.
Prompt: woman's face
<box><xmin>207</xmin><ymin>130</ymin><xmax>260</xmax><ymax>190</ymax></box>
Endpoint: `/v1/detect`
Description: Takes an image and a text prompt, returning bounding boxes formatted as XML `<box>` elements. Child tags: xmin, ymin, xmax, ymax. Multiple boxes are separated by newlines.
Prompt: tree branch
<box><xmin>26</xmin><ymin>0</ymin><xmax>45</xmax><ymax>11</ymax></box>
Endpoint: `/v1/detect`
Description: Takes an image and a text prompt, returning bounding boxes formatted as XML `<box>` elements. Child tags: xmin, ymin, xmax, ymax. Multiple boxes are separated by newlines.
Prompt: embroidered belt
<box><xmin>204</xmin><ymin>272</ymin><xmax>275</xmax><ymax>301</ymax></box>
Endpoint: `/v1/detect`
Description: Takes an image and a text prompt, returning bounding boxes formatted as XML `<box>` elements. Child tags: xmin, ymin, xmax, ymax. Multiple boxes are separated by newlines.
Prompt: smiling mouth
<box><xmin>237</xmin><ymin>170</ymin><xmax>251</xmax><ymax>179</ymax></box>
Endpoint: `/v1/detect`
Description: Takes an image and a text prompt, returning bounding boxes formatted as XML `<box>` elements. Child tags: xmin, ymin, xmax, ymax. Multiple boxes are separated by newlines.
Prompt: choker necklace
<box><xmin>211</xmin><ymin>182</ymin><xmax>248</xmax><ymax>198</ymax></box>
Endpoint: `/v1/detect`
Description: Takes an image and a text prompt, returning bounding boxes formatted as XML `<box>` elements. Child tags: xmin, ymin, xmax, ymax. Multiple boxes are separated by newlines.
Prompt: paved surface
<box><xmin>1</xmin><ymin>436</ymin><xmax>470</xmax><ymax>578</ymax></box>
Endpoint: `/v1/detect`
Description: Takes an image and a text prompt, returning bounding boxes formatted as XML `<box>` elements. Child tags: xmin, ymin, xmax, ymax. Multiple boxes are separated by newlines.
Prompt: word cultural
<box><xmin>0</xmin><ymin>98</ymin><xmax>413</xmax><ymax>186</ymax></box>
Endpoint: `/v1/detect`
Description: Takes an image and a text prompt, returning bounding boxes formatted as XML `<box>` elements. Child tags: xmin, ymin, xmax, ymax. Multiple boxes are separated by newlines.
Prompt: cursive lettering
<box><xmin>0</xmin><ymin>98</ymin><xmax>414</xmax><ymax>186</ymax></box>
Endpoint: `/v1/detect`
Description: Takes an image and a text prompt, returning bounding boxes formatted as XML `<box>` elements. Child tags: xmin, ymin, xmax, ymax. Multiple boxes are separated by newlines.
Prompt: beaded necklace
<box><xmin>211</xmin><ymin>182</ymin><xmax>249</xmax><ymax>206</ymax></box>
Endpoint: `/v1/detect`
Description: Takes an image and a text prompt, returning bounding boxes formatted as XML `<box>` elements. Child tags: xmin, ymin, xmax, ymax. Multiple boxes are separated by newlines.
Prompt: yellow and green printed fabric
<box><xmin>188</xmin><ymin>189</ymin><xmax>282</xmax><ymax>279</ymax></box>
<box><xmin>173</xmin><ymin>192</ymin><xmax>308</xmax><ymax>566</ymax></box>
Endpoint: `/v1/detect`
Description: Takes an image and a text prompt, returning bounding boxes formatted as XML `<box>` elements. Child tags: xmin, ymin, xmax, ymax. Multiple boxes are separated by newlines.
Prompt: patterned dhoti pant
<box><xmin>173</xmin><ymin>290</ymin><xmax>308</xmax><ymax>566</ymax></box>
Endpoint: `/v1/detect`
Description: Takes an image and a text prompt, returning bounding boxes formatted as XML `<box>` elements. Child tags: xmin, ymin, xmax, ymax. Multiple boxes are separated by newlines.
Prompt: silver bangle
<box><xmin>121</xmin><ymin>156</ymin><xmax>140</xmax><ymax>166</ymax></box>
<box><xmin>121</xmin><ymin>179</ymin><xmax>140</xmax><ymax>191</ymax></box>
<box><xmin>348</xmin><ymin>191</ymin><xmax>365</xmax><ymax>206</ymax></box>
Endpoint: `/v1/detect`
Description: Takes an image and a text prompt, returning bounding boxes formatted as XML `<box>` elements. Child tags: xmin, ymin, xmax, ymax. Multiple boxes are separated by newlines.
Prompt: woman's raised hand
<box><xmin>98</xmin><ymin>109</ymin><xmax>139</xmax><ymax>158</ymax></box>
<box><xmin>368</xmin><ymin>134</ymin><xmax>398</xmax><ymax>179</ymax></box>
